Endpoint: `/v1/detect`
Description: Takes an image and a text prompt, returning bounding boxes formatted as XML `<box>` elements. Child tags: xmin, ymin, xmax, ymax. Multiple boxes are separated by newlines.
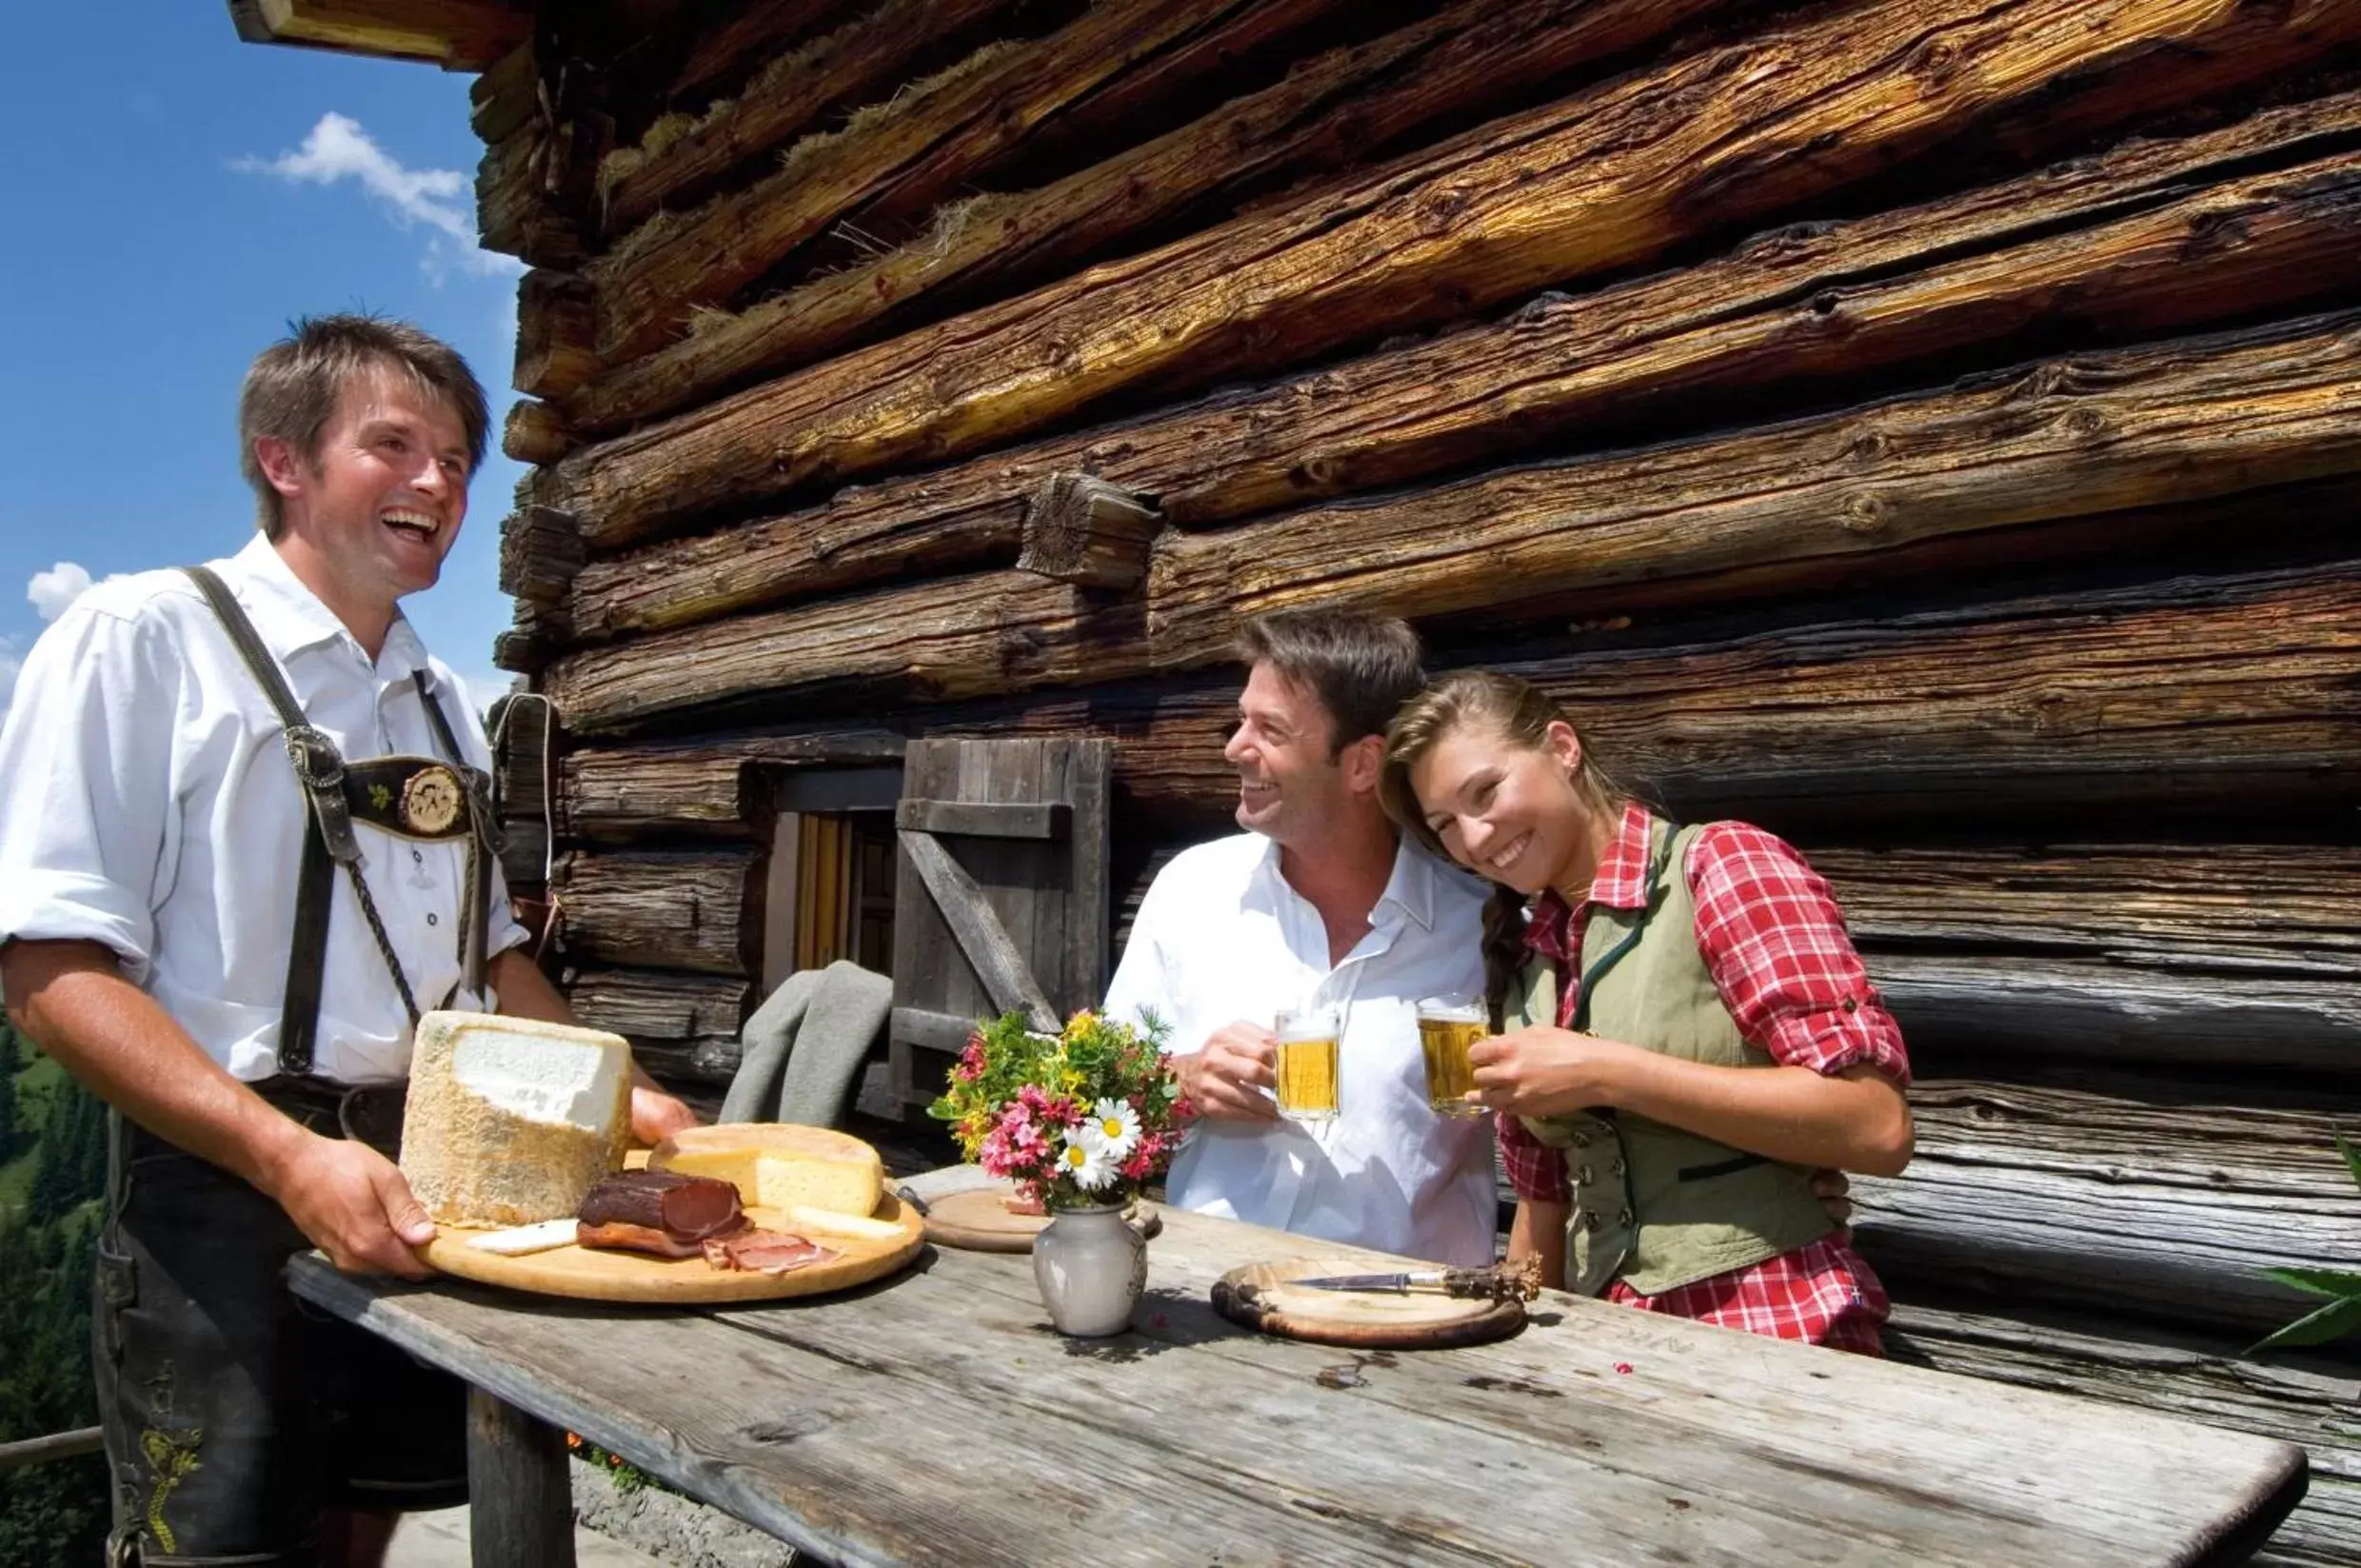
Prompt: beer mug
<box><xmin>1272</xmin><ymin>1006</ymin><xmax>1340</xmax><ymax>1125</ymax></box>
<box><xmin>1417</xmin><ymin>994</ymin><xmax>1487</xmax><ymax>1118</ymax></box>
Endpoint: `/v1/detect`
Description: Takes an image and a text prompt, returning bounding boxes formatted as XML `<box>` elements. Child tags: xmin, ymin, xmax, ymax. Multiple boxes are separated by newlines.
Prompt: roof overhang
<box><xmin>228</xmin><ymin>0</ymin><xmax>534</xmax><ymax>71</ymax></box>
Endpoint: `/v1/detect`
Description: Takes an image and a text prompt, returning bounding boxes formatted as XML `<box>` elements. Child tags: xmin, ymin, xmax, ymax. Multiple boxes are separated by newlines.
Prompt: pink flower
<box><xmin>1016</xmin><ymin>1084</ymin><xmax>1081</xmax><ymax>1126</ymax></box>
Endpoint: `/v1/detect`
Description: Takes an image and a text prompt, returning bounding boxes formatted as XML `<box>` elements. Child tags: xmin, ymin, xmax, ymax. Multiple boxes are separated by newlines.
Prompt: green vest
<box><xmin>1507</xmin><ymin>819</ymin><xmax>1835</xmax><ymax>1297</ymax></box>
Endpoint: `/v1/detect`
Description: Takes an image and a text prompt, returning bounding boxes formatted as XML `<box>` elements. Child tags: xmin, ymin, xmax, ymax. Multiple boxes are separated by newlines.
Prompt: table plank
<box><xmin>291</xmin><ymin>1170</ymin><xmax>2306</xmax><ymax>1567</ymax></box>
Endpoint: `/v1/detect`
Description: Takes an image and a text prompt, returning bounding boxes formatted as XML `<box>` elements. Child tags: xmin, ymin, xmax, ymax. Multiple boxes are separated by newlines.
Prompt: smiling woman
<box><xmin>1381</xmin><ymin>671</ymin><xmax>1914</xmax><ymax>1355</ymax></box>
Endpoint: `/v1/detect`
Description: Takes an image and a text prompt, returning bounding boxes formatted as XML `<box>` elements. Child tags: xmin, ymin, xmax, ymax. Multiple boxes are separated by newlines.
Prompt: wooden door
<box><xmin>793</xmin><ymin>813</ymin><xmax>857</xmax><ymax>973</ymax></box>
<box><xmin>888</xmin><ymin>738</ymin><xmax>1112</xmax><ymax>1119</ymax></box>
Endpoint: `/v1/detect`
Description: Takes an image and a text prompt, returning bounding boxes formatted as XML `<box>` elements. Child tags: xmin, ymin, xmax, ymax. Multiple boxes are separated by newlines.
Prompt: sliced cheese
<box><xmin>400</xmin><ymin>1010</ymin><xmax>633</xmax><ymax>1227</ymax></box>
<box><xmin>647</xmin><ymin>1123</ymin><xmax>883</xmax><ymax>1216</ymax></box>
<box><xmin>465</xmin><ymin>1218</ymin><xmax>583</xmax><ymax>1256</ymax></box>
<box><xmin>781</xmin><ymin>1204</ymin><xmax>905</xmax><ymax>1242</ymax></box>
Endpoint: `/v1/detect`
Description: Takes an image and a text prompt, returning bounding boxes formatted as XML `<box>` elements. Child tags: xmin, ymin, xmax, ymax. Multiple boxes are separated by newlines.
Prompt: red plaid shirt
<box><xmin>1498</xmin><ymin>804</ymin><xmax>1908</xmax><ymax>1356</ymax></box>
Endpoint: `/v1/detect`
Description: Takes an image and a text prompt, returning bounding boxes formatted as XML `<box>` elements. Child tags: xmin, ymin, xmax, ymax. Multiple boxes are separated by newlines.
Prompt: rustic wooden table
<box><xmin>288</xmin><ymin>1165</ymin><xmax>2308</xmax><ymax>1567</ymax></box>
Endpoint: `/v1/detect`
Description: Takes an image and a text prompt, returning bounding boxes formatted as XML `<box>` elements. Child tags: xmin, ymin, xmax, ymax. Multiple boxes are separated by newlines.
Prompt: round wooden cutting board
<box><xmin>1211</xmin><ymin>1259</ymin><xmax>1526</xmax><ymax>1349</ymax></box>
<box><xmin>416</xmin><ymin>1193</ymin><xmax>926</xmax><ymax>1304</ymax></box>
<box><xmin>921</xmin><ymin>1187</ymin><xmax>1161</xmax><ymax>1253</ymax></box>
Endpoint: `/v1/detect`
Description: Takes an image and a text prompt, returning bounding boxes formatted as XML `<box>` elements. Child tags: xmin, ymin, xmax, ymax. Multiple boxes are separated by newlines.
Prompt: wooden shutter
<box><xmin>888</xmin><ymin>739</ymin><xmax>1111</xmax><ymax>1119</ymax></box>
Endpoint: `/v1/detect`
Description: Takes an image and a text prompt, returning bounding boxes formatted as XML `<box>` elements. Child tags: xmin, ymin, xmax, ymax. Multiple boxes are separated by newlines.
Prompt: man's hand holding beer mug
<box><xmin>1174</xmin><ymin>1022</ymin><xmax>1281</xmax><ymax>1121</ymax></box>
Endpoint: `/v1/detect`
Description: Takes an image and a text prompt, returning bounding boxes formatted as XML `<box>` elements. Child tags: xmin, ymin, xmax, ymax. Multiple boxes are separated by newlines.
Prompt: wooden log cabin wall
<box><xmin>239</xmin><ymin>0</ymin><xmax>2361</xmax><ymax>1558</ymax></box>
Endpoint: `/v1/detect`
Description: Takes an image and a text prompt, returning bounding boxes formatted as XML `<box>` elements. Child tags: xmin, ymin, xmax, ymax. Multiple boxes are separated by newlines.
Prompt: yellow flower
<box><xmin>1062</xmin><ymin>1009</ymin><xmax>1098</xmax><ymax>1042</ymax></box>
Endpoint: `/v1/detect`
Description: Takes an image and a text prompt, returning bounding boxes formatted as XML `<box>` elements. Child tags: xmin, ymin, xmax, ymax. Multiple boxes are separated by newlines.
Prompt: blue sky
<box><xmin>0</xmin><ymin>5</ymin><xmax>528</xmax><ymax>718</ymax></box>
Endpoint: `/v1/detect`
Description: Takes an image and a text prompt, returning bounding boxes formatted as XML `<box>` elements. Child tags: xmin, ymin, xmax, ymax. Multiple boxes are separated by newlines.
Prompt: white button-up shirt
<box><xmin>0</xmin><ymin>535</ymin><xmax>526</xmax><ymax>1084</ymax></box>
<box><xmin>1103</xmin><ymin>832</ymin><xmax>1498</xmax><ymax>1265</ymax></box>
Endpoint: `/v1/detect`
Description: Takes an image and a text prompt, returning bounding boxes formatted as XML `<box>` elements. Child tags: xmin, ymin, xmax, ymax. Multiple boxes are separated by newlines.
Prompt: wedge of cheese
<box><xmin>646</xmin><ymin>1123</ymin><xmax>883</xmax><ymax>1217</ymax></box>
<box><xmin>400</xmin><ymin>1011</ymin><xmax>633</xmax><ymax>1227</ymax></box>
<box><xmin>782</xmin><ymin>1204</ymin><xmax>906</xmax><ymax>1242</ymax></box>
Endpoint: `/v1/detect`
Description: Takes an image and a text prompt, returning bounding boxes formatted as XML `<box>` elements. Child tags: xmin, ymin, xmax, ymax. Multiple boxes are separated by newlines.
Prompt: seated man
<box><xmin>1103</xmin><ymin>610</ymin><xmax>1498</xmax><ymax>1265</ymax></box>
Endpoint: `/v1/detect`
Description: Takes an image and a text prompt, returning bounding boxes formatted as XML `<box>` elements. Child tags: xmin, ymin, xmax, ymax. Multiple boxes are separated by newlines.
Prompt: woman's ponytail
<box><xmin>1479</xmin><ymin>883</ymin><xmax>1530</xmax><ymax>1032</ymax></box>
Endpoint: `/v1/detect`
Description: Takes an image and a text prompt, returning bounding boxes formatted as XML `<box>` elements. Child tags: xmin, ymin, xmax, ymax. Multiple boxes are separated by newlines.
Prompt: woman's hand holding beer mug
<box><xmin>1466</xmin><ymin>1024</ymin><xmax>1646</xmax><ymax>1116</ymax></box>
<box><xmin>1174</xmin><ymin>1022</ymin><xmax>1281</xmax><ymax>1121</ymax></box>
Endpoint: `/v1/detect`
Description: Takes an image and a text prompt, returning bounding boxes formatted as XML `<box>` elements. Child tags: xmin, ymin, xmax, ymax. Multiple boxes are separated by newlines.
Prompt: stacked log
<box><xmin>586</xmin><ymin>0</ymin><xmax>1742</xmax><ymax>403</ymax></box>
<box><xmin>583</xmin><ymin>0</ymin><xmax>1383</xmax><ymax>367</ymax></box>
<box><xmin>536</xmin><ymin>90</ymin><xmax>2361</xmax><ymax>645</ymax></box>
<box><xmin>535</xmin><ymin>0</ymin><xmax>2361</xmax><ymax>533</ymax></box>
<box><xmin>1855</xmin><ymin>1079</ymin><xmax>2361</xmax><ymax>1332</ymax></box>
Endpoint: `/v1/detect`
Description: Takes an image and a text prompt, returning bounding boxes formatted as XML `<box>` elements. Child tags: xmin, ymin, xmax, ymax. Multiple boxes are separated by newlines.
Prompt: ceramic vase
<box><xmin>1033</xmin><ymin>1201</ymin><xmax>1147</xmax><ymax>1337</ymax></box>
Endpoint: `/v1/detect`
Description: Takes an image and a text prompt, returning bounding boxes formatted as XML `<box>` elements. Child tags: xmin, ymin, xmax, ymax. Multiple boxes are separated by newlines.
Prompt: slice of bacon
<box><xmin>701</xmin><ymin>1229</ymin><xmax>841</xmax><ymax>1276</ymax></box>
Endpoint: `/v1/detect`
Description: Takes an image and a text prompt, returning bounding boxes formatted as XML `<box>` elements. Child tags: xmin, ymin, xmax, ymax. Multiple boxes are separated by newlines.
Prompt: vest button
<box><xmin>1617</xmin><ymin>1207</ymin><xmax>1635</xmax><ymax>1228</ymax></box>
<box><xmin>1577</xmin><ymin>1164</ymin><xmax>1594</xmax><ymax>1186</ymax></box>
<box><xmin>1582</xmin><ymin>1211</ymin><xmax>1604</xmax><ymax>1232</ymax></box>
<box><xmin>1611</xmin><ymin>1158</ymin><xmax>1628</xmax><ymax>1178</ymax></box>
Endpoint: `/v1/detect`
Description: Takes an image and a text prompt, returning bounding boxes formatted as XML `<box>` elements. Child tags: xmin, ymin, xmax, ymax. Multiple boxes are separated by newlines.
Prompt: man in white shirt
<box><xmin>0</xmin><ymin>316</ymin><xmax>694</xmax><ymax>1568</ymax></box>
<box><xmin>1103</xmin><ymin>611</ymin><xmax>1499</xmax><ymax>1266</ymax></box>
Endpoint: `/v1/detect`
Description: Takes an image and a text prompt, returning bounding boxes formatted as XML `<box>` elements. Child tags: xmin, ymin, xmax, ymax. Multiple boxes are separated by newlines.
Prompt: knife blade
<box><xmin>1287</xmin><ymin>1260</ymin><xmax>1543</xmax><ymax>1301</ymax></box>
<box><xmin>1292</xmin><ymin>1270</ymin><xmax>1438</xmax><ymax>1294</ymax></box>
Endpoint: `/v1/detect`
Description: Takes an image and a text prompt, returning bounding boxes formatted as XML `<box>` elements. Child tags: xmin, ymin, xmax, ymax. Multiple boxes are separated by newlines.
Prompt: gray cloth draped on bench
<box><xmin>719</xmin><ymin>961</ymin><xmax>894</xmax><ymax>1126</ymax></box>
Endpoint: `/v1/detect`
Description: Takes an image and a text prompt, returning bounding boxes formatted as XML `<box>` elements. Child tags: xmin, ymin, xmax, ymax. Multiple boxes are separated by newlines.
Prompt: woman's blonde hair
<box><xmin>1380</xmin><ymin>671</ymin><xmax>1633</xmax><ymax>1027</ymax></box>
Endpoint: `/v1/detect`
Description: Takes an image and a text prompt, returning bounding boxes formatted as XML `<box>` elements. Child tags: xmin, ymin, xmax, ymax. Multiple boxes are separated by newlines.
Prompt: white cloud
<box><xmin>236</xmin><ymin>112</ymin><xmax>522</xmax><ymax>281</ymax></box>
<box><xmin>30</xmin><ymin>562</ymin><xmax>125</xmax><ymax>621</ymax></box>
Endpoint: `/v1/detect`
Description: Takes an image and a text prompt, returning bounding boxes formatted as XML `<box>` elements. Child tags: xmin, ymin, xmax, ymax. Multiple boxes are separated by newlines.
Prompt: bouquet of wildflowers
<box><xmin>929</xmin><ymin>1009</ymin><xmax>1191</xmax><ymax>1211</ymax></box>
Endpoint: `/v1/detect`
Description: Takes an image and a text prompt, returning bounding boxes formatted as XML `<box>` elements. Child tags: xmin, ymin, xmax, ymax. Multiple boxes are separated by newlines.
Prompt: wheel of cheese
<box><xmin>646</xmin><ymin>1123</ymin><xmax>884</xmax><ymax>1216</ymax></box>
<box><xmin>399</xmin><ymin>1011</ymin><xmax>634</xmax><ymax>1227</ymax></box>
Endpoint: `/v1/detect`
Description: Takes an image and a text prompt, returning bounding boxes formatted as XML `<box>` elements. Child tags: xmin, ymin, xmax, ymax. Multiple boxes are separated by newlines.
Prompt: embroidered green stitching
<box><xmin>138</xmin><ymin>1425</ymin><xmax>203</xmax><ymax>1554</ymax></box>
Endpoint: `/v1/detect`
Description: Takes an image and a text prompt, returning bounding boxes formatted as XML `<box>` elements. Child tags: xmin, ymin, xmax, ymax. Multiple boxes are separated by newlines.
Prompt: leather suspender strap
<box><xmin>179</xmin><ymin>566</ymin><xmax>438</xmax><ymax>1075</ymax></box>
<box><xmin>179</xmin><ymin>569</ymin><xmax>360</xmax><ymax>861</ymax></box>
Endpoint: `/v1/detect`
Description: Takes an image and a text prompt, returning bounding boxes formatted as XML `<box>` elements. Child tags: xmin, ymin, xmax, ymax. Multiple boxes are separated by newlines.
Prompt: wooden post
<box><xmin>466</xmin><ymin>1387</ymin><xmax>577</xmax><ymax>1568</ymax></box>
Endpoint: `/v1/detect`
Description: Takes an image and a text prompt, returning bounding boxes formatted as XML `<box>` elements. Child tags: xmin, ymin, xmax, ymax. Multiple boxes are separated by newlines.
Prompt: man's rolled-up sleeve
<box><xmin>0</xmin><ymin>604</ymin><xmax>175</xmax><ymax>979</ymax></box>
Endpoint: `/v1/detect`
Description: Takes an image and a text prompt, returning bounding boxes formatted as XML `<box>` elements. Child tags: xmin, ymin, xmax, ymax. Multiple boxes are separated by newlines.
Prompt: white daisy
<box><xmin>1081</xmin><ymin>1097</ymin><xmax>1141</xmax><ymax>1161</ymax></box>
<box><xmin>1057</xmin><ymin>1132</ymin><xmax>1118</xmax><ymax>1192</ymax></box>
